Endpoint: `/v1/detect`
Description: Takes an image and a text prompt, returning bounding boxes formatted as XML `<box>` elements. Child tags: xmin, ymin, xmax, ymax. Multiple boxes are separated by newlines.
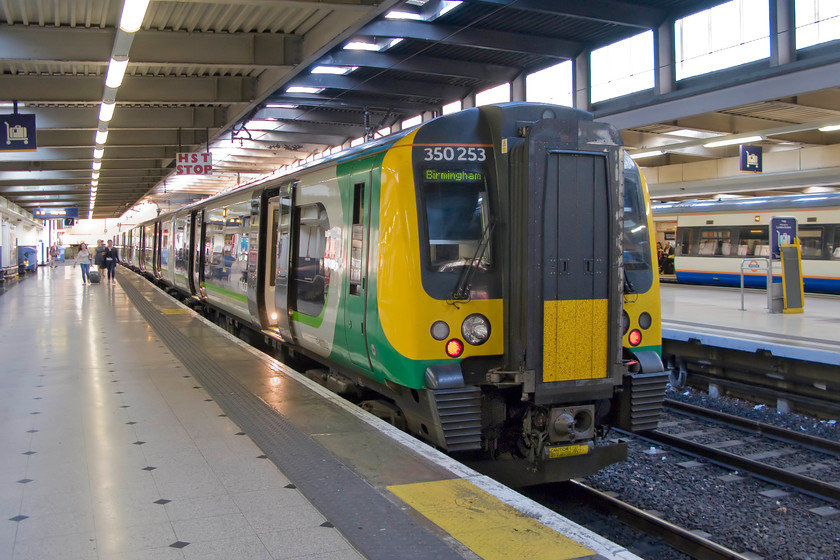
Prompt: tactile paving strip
<box><xmin>118</xmin><ymin>276</ymin><xmax>465</xmax><ymax>560</ymax></box>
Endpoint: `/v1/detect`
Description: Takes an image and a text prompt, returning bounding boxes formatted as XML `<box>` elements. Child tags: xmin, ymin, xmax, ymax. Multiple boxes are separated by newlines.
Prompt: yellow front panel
<box><xmin>543</xmin><ymin>299</ymin><xmax>608</xmax><ymax>382</ymax></box>
<box><xmin>387</xmin><ymin>479</ymin><xmax>594</xmax><ymax>560</ymax></box>
<box><xmin>377</xmin><ymin>133</ymin><xmax>503</xmax><ymax>360</ymax></box>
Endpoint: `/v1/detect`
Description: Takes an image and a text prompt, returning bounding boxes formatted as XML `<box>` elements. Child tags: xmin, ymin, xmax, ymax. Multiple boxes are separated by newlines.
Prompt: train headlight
<box><xmin>461</xmin><ymin>314</ymin><xmax>490</xmax><ymax>345</ymax></box>
<box><xmin>445</xmin><ymin>339</ymin><xmax>464</xmax><ymax>358</ymax></box>
<box><xmin>430</xmin><ymin>321</ymin><xmax>450</xmax><ymax>341</ymax></box>
<box><xmin>639</xmin><ymin>312</ymin><xmax>652</xmax><ymax>330</ymax></box>
<box><xmin>628</xmin><ymin>329</ymin><xmax>642</xmax><ymax>347</ymax></box>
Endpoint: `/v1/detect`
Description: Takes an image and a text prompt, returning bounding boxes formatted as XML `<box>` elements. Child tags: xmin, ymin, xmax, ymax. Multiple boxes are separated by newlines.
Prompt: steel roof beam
<box><xmin>0</xmin><ymin>106</ymin><xmax>225</xmax><ymax>130</ymax></box>
<box><xmin>252</xmin><ymin>107</ymin><xmax>391</xmax><ymax>125</ymax></box>
<box><xmin>474</xmin><ymin>0</ymin><xmax>663</xmax><ymax>29</ymax></box>
<box><xmin>0</xmin><ymin>75</ymin><xmax>255</xmax><ymax>104</ymax></box>
<box><xmin>264</xmin><ymin>93</ymin><xmax>437</xmax><ymax>114</ymax></box>
<box><xmin>358</xmin><ymin>20</ymin><xmax>580</xmax><ymax>58</ymax></box>
<box><xmin>289</xmin><ymin>73</ymin><xmax>469</xmax><ymax>101</ymax></box>
<box><xmin>319</xmin><ymin>50</ymin><xmax>519</xmax><ymax>82</ymax></box>
<box><xmin>0</xmin><ymin>25</ymin><xmax>302</xmax><ymax>68</ymax></box>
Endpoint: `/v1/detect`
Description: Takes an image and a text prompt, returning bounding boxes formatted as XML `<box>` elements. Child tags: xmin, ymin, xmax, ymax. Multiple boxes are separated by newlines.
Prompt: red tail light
<box><xmin>445</xmin><ymin>339</ymin><xmax>464</xmax><ymax>358</ymax></box>
<box><xmin>628</xmin><ymin>329</ymin><xmax>642</xmax><ymax>347</ymax></box>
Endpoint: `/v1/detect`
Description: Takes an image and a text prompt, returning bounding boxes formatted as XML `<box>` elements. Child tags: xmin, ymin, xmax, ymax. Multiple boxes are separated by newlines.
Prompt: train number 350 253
<box><xmin>423</xmin><ymin>146</ymin><xmax>487</xmax><ymax>162</ymax></box>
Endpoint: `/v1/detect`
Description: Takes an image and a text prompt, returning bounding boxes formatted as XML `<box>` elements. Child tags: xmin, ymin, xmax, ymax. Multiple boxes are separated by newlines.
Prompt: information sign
<box><xmin>740</xmin><ymin>145</ymin><xmax>762</xmax><ymax>173</ymax></box>
<box><xmin>33</xmin><ymin>208</ymin><xmax>79</xmax><ymax>219</ymax></box>
<box><xmin>1</xmin><ymin>113</ymin><xmax>37</xmax><ymax>152</ymax></box>
<box><xmin>176</xmin><ymin>152</ymin><xmax>213</xmax><ymax>175</ymax></box>
<box><xmin>770</xmin><ymin>216</ymin><xmax>796</xmax><ymax>261</ymax></box>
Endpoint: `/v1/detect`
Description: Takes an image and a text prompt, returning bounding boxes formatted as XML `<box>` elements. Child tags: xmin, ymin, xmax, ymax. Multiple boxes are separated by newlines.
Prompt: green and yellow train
<box><xmin>119</xmin><ymin>103</ymin><xmax>668</xmax><ymax>486</ymax></box>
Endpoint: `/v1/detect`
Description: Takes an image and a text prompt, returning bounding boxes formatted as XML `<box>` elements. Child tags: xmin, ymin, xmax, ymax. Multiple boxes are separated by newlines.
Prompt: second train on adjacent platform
<box><xmin>117</xmin><ymin>103</ymin><xmax>668</xmax><ymax>486</ymax></box>
<box><xmin>653</xmin><ymin>193</ymin><xmax>840</xmax><ymax>292</ymax></box>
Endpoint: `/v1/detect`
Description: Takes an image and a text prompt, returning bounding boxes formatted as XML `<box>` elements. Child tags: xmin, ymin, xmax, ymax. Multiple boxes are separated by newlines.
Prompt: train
<box><xmin>115</xmin><ymin>103</ymin><xmax>668</xmax><ymax>486</ymax></box>
<box><xmin>653</xmin><ymin>193</ymin><xmax>840</xmax><ymax>293</ymax></box>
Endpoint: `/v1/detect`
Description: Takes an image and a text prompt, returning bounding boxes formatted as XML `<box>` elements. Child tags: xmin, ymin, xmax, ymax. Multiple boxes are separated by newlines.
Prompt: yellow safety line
<box><xmin>387</xmin><ymin>479</ymin><xmax>594</xmax><ymax>560</ymax></box>
<box><xmin>160</xmin><ymin>308</ymin><xmax>189</xmax><ymax>315</ymax></box>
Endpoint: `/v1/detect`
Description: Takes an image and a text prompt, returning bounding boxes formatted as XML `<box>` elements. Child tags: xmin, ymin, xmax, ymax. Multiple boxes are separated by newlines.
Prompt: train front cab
<box><xmin>373</xmin><ymin>104</ymin><xmax>668</xmax><ymax>485</ymax></box>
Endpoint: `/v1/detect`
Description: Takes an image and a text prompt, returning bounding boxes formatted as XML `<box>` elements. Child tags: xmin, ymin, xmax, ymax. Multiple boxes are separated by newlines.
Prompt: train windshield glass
<box><xmin>623</xmin><ymin>156</ymin><xmax>653</xmax><ymax>293</ymax></box>
<box><xmin>420</xmin><ymin>169</ymin><xmax>491</xmax><ymax>271</ymax></box>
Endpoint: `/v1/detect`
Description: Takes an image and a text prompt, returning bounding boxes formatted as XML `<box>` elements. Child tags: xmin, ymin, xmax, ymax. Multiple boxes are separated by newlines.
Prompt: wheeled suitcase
<box><xmin>89</xmin><ymin>270</ymin><xmax>101</xmax><ymax>284</ymax></box>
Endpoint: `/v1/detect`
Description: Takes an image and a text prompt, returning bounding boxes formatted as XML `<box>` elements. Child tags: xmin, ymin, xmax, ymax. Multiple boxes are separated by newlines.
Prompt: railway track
<box><xmin>566</xmin><ymin>481</ymin><xmax>755</xmax><ymax>560</ymax></box>
<box><xmin>616</xmin><ymin>399</ymin><xmax>840</xmax><ymax>503</ymax></box>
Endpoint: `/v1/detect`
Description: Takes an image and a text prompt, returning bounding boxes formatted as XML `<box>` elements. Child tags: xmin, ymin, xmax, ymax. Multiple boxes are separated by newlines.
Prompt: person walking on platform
<box><xmin>49</xmin><ymin>243</ymin><xmax>59</xmax><ymax>269</ymax></box>
<box><xmin>103</xmin><ymin>240</ymin><xmax>120</xmax><ymax>283</ymax></box>
<box><xmin>94</xmin><ymin>239</ymin><xmax>107</xmax><ymax>273</ymax></box>
<box><xmin>74</xmin><ymin>242</ymin><xmax>92</xmax><ymax>285</ymax></box>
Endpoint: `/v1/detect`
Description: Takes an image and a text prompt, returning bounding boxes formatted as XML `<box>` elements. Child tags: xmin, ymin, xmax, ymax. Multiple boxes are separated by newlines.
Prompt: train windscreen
<box><xmin>622</xmin><ymin>157</ymin><xmax>653</xmax><ymax>294</ymax></box>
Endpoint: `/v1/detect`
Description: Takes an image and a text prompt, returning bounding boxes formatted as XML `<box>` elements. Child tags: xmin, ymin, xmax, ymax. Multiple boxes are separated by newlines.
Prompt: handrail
<box><xmin>739</xmin><ymin>258</ymin><xmax>771</xmax><ymax>311</ymax></box>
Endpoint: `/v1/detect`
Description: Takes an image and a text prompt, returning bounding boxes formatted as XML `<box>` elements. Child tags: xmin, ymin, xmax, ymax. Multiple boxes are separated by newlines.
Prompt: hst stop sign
<box><xmin>176</xmin><ymin>152</ymin><xmax>212</xmax><ymax>175</ymax></box>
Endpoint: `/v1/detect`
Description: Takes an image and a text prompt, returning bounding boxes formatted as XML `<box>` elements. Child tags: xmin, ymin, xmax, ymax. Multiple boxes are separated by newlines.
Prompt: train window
<box><xmin>798</xmin><ymin>227</ymin><xmax>823</xmax><ymax>259</ymax></box>
<box><xmin>622</xmin><ymin>157</ymin><xmax>653</xmax><ymax>293</ymax></box>
<box><xmin>698</xmin><ymin>229</ymin><xmax>731</xmax><ymax>256</ymax></box>
<box><xmin>350</xmin><ymin>183</ymin><xmax>364</xmax><ymax>296</ymax></box>
<box><xmin>294</xmin><ymin>203</ymin><xmax>329</xmax><ymax>317</ymax></box>
<box><xmin>420</xmin><ymin>170</ymin><xmax>491</xmax><ymax>270</ymax></box>
<box><xmin>832</xmin><ymin>228</ymin><xmax>840</xmax><ymax>260</ymax></box>
<box><xmin>736</xmin><ymin>227</ymin><xmax>767</xmax><ymax>257</ymax></box>
<box><xmin>676</xmin><ymin>228</ymin><xmax>693</xmax><ymax>256</ymax></box>
<box><xmin>202</xmin><ymin>199</ymin><xmax>251</xmax><ymax>301</ymax></box>
<box><xmin>174</xmin><ymin>217</ymin><xmax>188</xmax><ymax>281</ymax></box>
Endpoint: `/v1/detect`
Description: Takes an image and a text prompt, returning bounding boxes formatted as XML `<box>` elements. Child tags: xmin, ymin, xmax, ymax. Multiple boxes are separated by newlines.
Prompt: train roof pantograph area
<box><xmin>2</xmin><ymin>0</ymin><xmax>840</xmax><ymax>219</ymax></box>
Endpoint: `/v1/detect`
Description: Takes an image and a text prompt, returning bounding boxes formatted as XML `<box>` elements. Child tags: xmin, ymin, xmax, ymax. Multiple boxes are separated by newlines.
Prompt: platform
<box><xmin>660</xmin><ymin>284</ymin><xmax>840</xmax><ymax>366</ymax></box>
<box><xmin>0</xmin><ymin>264</ymin><xmax>640</xmax><ymax>560</ymax></box>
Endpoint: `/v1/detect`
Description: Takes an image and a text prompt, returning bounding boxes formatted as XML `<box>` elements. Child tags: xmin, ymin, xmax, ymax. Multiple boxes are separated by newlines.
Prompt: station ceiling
<box><xmin>1</xmin><ymin>0</ymin><xmax>839</xmax><ymax>219</ymax></box>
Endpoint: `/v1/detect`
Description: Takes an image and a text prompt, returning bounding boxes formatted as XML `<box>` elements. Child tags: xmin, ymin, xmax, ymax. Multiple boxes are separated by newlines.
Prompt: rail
<box><xmin>739</xmin><ymin>257</ymin><xmax>771</xmax><ymax>311</ymax></box>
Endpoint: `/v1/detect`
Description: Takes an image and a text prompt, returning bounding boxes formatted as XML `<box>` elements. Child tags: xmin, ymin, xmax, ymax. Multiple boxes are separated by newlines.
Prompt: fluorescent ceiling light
<box><xmin>386</xmin><ymin>10</ymin><xmax>424</xmax><ymax>20</ymax></box>
<box><xmin>120</xmin><ymin>0</ymin><xmax>150</xmax><ymax>32</ymax></box>
<box><xmin>344</xmin><ymin>41</ymin><xmax>380</xmax><ymax>51</ymax></box>
<box><xmin>667</xmin><ymin>129</ymin><xmax>724</xmax><ymax>139</ymax></box>
<box><xmin>91</xmin><ymin>171</ymin><xmax>100</xmax><ymax>180</ymax></box>
<box><xmin>818</xmin><ymin>124</ymin><xmax>840</xmax><ymax>132</ymax></box>
<box><xmin>311</xmin><ymin>66</ymin><xmax>357</xmax><ymax>75</ymax></box>
<box><xmin>95</xmin><ymin>130</ymin><xmax>109</xmax><ymax>144</ymax></box>
<box><xmin>92</xmin><ymin>160</ymin><xmax>102</xmax><ymax>171</ymax></box>
<box><xmin>91</xmin><ymin>186</ymin><xmax>98</xmax><ymax>193</ymax></box>
<box><xmin>286</xmin><ymin>86</ymin><xmax>323</xmax><ymax>94</ymax></box>
<box><xmin>387</xmin><ymin>38</ymin><xmax>404</xmax><ymax>49</ymax></box>
<box><xmin>703</xmin><ymin>135</ymin><xmax>763</xmax><ymax>148</ymax></box>
<box><xmin>630</xmin><ymin>150</ymin><xmax>663</xmax><ymax>159</ymax></box>
<box><xmin>93</xmin><ymin>148</ymin><xmax>104</xmax><ymax>159</ymax></box>
<box><xmin>265</xmin><ymin>103</ymin><xmax>298</xmax><ymax>109</ymax></box>
<box><xmin>88</xmin><ymin>211</ymin><xmax>93</xmax><ymax>219</ymax></box>
<box><xmin>91</xmin><ymin>180</ymin><xmax>99</xmax><ymax>187</ymax></box>
<box><xmin>105</xmin><ymin>58</ymin><xmax>129</xmax><ymax>88</ymax></box>
<box><xmin>99</xmin><ymin>101</ymin><xmax>116</xmax><ymax>122</ymax></box>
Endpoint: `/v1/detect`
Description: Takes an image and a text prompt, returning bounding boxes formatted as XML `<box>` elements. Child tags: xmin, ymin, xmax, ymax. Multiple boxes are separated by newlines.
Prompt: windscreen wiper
<box><xmin>449</xmin><ymin>218</ymin><xmax>495</xmax><ymax>304</ymax></box>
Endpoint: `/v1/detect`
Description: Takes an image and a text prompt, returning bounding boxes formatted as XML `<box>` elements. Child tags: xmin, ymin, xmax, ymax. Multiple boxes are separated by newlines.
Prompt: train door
<box><xmin>190</xmin><ymin>210</ymin><xmax>204</xmax><ymax>297</ymax></box>
<box><xmin>344</xmin><ymin>171</ymin><xmax>373</xmax><ymax>370</ymax></box>
<box><xmin>538</xmin><ymin>151</ymin><xmax>611</xmax><ymax>383</ymax></box>
<box><xmin>271</xmin><ymin>184</ymin><xmax>296</xmax><ymax>342</ymax></box>
<box><xmin>154</xmin><ymin>221</ymin><xmax>162</xmax><ymax>277</ymax></box>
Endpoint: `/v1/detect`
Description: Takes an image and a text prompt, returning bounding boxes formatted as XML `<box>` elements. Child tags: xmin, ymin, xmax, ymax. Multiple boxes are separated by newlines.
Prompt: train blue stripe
<box><xmin>675</xmin><ymin>271</ymin><xmax>840</xmax><ymax>293</ymax></box>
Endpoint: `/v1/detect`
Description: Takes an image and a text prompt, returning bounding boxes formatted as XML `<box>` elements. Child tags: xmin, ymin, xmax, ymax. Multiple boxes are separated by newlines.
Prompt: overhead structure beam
<box><xmin>0</xmin><ymin>75</ymin><xmax>256</xmax><ymax>104</ymax></box>
<box><xmin>358</xmin><ymin>20</ymin><xmax>580</xmax><ymax>58</ymax></box>
<box><xmin>0</xmin><ymin>26</ymin><xmax>302</xmax><ymax>68</ymax></box>
<box><xmin>319</xmin><ymin>50</ymin><xmax>519</xmax><ymax>82</ymax></box>
<box><xmin>264</xmin><ymin>93</ymin><xmax>439</xmax><ymax>114</ymax></box>
<box><xmin>474</xmin><ymin>0</ymin><xmax>663</xmax><ymax>29</ymax></box>
<box><xmin>168</xmin><ymin>0</ymin><xmax>380</xmax><ymax>10</ymax></box>
<box><xmin>289</xmin><ymin>73</ymin><xmax>469</xmax><ymax>102</ymax></box>
<box><xmin>0</xmin><ymin>106</ymin><xmax>225</xmax><ymax>130</ymax></box>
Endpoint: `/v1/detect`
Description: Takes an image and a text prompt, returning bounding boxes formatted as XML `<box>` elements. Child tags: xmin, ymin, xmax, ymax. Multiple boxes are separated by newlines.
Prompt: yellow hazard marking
<box><xmin>387</xmin><ymin>479</ymin><xmax>594</xmax><ymax>560</ymax></box>
<box><xmin>160</xmin><ymin>308</ymin><xmax>189</xmax><ymax>315</ymax></box>
<box><xmin>543</xmin><ymin>299</ymin><xmax>607</xmax><ymax>382</ymax></box>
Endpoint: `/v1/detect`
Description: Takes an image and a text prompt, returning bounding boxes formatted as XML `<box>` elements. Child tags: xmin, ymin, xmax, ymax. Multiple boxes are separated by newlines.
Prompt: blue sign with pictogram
<box><xmin>1</xmin><ymin>113</ymin><xmax>37</xmax><ymax>152</ymax></box>
<box><xmin>740</xmin><ymin>145</ymin><xmax>762</xmax><ymax>173</ymax></box>
<box><xmin>770</xmin><ymin>216</ymin><xmax>796</xmax><ymax>261</ymax></box>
